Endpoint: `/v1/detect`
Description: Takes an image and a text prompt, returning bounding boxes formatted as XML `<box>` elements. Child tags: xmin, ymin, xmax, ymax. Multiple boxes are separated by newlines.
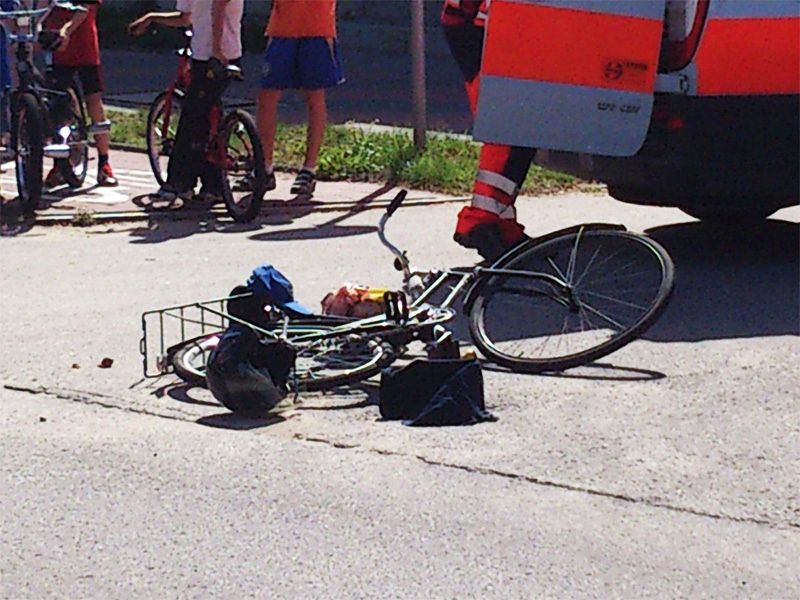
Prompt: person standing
<box><xmin>45</xmin><ymin>0</ymin><xmax>119</xmax><ymax>187</ymax></box>
<box><xmin>145</xmin><ymin>0</ymin><xmax>244</xmax><ymax>204</ymax></box>
<box><xmin>257</xmin><ymin>0</ymin><xmax>344</xmax><ymax>197</ymax></box>
<box><xmin>441</xmin><ymin>0</ymin><xmax>535</xmax><ymax>261</ymax></box>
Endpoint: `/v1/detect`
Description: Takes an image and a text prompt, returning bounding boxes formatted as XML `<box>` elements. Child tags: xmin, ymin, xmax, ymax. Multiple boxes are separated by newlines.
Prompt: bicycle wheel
<box><xmin>14</xmin><ymin>93</ymin><xmax>44</xmax><ymax>216</ymax></box>
<box><xmin>146</xmin><ymin>89</ymin><xmax>184</xmax><ymax>187</ymax></box>
<box><xmin>469</xmin><ymin>229</ymin><xmax>674</xmax><ymax>373</ymax></box>
<box><xmin>219</xmin><ymin>109</ymin><xmax>265</xmax><ymax>223</ymax></box>
<box><xmin>55</xmin><ymin>87</ymin><xmax>89</xmax><ymax>189</ymax></box>
<box><xmin>171</xmin><ymin>325</ymin><xmax>392</xmax><ymax>392</ymax></box>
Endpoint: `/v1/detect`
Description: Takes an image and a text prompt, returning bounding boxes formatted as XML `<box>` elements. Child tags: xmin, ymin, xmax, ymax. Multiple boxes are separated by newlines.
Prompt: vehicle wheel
<box><xmin>146</xmin><ymin>89</ymin><xmax>184</xmax><ymax>187</ymax></box>
<box><xmin>14</xmin><ymin>93</ymin><xmax>44</xmax><ymax>216</ymax></box>
<box><xmin>469</xmin><ymin>229</ymin><xmax>675</xmax><ymax>373</ymax></box>
<box><xmin>219</xmin><ymin>109</ymin><xmax>266</xmax><ymax>223</ymax></box>
<box><xmin>171</xmin><ymin>325</ymin><xmax>392</xmax><ymax>392</ymax></box>
<box><xmin>55</xmin><ymin>87</ymin><xmax>89</xmax><ymax>189</ymax></box>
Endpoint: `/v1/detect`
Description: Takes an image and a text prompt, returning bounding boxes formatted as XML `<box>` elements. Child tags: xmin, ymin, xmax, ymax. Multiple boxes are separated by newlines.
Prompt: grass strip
<box><xmin>109</xmin><ymin>108</ymin><xmax>594</xmax><ymax>197</ymax></box>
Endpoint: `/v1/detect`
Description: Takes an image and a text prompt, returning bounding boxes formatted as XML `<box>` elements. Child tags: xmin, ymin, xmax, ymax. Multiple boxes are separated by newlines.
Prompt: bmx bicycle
<box><xmin>1</xmin><ymin>0</ymin><xmax>91</xmax><ymax>215</ymax></box>
<box><xmin>140</xmin><ymin>191</ymin><xmax>675</xmax><ymax>392</ymax></box>
<box><xmin>144</xmin><ymin>28</ymin><xmax>266</xmax><ymax>222</ymax></box>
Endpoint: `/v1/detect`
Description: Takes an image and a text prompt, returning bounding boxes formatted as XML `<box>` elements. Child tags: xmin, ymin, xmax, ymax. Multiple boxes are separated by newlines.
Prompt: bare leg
<box><xmin>303</xmin><ymin>89</ymin><xmax>326</xmax><ymax>170</ymax></box>
<box><xmin>256</xmin><ymin>89</ymin><xmax>282</xmax><ymax>169</ymax></box>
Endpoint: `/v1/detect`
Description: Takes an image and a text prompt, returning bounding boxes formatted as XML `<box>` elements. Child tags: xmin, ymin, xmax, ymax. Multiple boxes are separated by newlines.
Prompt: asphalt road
<box><xmin>1</xmin><ymin>181</ymin><xmax>798</xmax><ymax>597</ymax></box>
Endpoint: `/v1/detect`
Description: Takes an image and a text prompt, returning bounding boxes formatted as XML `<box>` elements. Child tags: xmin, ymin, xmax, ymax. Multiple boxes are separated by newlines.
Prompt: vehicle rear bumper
<box><xmin>537</xmin><ymin>94</ymin><xmax>800</xmax><ymax>211</ymax></box>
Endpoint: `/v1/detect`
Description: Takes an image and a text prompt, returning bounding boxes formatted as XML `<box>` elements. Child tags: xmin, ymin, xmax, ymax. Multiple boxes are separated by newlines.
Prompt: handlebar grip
<box><xmin>386</xmin><ymin>190</ymin><xmax>408</xmax><ymax>217</ymax></box>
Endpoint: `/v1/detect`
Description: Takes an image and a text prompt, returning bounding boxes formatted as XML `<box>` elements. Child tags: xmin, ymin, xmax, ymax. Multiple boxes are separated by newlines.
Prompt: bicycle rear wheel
<box><xmin>146</xmin><ymin>90</ymin><xmax>184</xmax><ymax>187</ymax></box>
<box><xmin>219</xmin><ymin>109</ymin><xmax>265</xmax><ymax>222</ymax></box>
<box><xmin>469</xmin><ymin>229</ymin><xmax>674</xmax><ymax>373</ymax></box>
<box><xmin>55</xmin><ymin>87</ymin><xmax>89</xmax><ymax>189</ymax></box>
<box><xmin>171</xmin><ymin>324</ymin><xmax>392</xmax><ymax>392</ymax></box>
<box><xmin>14</xmin><ymin>93</ymin><xmax>44</xmax><ymax>216</ymax></box>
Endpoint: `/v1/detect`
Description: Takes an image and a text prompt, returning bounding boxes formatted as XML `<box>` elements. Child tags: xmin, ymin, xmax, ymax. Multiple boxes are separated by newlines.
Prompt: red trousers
<box><xmin>441</xmin><ymin>7</ymin><xmax>536</xmax><ymax>243</ymax></box>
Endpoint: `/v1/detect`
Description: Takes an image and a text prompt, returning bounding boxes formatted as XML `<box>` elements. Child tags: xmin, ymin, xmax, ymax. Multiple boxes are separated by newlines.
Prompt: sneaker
<box><xmin>97</xmin><ymin>162</ymin><xmax>119</xmax><ymax>187</ymax></box>
<box><xmin>290</xmin><ymin>169</ymin><xmax>316</xmax><ymax>196</ymax></box>
<box><xmin>44</xmin><ymin>167</ymin><xmax>65</xmax><ymax>189</ymax></box>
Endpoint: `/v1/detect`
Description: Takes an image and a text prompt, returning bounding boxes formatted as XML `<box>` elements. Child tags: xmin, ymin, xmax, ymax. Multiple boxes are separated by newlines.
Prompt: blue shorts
<box><xmin>261</xmin><ymin>37</ymin><xmax>344</xmax><ymax>90</ymax></box>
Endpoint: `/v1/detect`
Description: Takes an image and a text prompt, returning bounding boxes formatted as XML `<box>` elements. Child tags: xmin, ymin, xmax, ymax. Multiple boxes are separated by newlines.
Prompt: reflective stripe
<box><xmin>445</xmin><ymin>0</ymin><xmax>462</xmax><ymax>7</ymax></box>
<box><xmin>482</xmin><ymin>0</ymin><xmax>663</xmax><ymax>93</ymax></box>
<box><xmin>694</xmin><ymin>16</ymin><xmax>800</xmax><ymax>95</ymax></box>
<box><xmin>475</xmin><ymin>76</ymin><xmax>652</xmax><ymax>156</ymax></box>
<box><xmin>710</xmin><ymin>0</ymin><xmax>799</xmax><ymax>19</ymax></box>
<box><xmin>476</xmin><ymin>169</ymin><xmax>519</xmax><ymax>197</ymax></box>
<box><xmin>471</xmin><ymin>194</ymin><xmax>517</xmax><ymax>219</ymax></box>
<box><xmin>502</xmin><ymin>0</ymin><xmax>668</xmax><ymax>20</ymax></box>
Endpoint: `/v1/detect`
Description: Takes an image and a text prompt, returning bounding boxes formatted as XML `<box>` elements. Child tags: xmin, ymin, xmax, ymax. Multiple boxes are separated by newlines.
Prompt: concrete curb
<box><xmin>33</xmin><ymin>196</ymin><xmax>469</xmax><ymax>226</ymax></box>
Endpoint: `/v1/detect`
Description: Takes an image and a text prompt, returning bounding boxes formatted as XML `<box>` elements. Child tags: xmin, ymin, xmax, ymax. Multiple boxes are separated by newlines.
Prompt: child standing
<box><xmin>258</xmin><ymin>0</ymin><xmax>343</xmax><ymax>197</ymax></box>
<box><xmin>141</xmin><ymin>0</ymin><xmax>244</xmax><ymax>204</ymax></box>
<box><xmin>45</xmin><ymin>0</ymin><xmax>118</xmax><ymax>187</ymax></box>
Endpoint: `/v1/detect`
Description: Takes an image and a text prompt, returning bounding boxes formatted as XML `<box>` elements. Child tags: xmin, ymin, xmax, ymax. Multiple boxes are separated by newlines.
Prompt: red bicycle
<box><xmin>145</xmin><ymin>30</ymin><xmax>266</xmax><ymax>222</ymax></box>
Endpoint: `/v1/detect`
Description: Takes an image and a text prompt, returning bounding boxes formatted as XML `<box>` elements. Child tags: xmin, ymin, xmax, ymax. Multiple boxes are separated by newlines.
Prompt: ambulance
<box><xmin>474</xmin><ymin>0</ymin><xmax>799</xmax><ymax>220</ymax></box>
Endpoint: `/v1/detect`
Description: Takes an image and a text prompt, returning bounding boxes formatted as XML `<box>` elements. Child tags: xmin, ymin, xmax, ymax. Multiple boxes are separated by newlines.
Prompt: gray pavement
<box><xmin>1</xmin><ymin>180</ymin><xmax>798</xmax><ymax>596</ymax></box>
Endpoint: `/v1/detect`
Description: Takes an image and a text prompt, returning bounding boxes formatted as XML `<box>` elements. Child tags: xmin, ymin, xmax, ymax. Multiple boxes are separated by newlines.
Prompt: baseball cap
<box><xmin>247</xmin><ymin>264</ymin><xmax>313</xmax><ymax>316</ymax></box>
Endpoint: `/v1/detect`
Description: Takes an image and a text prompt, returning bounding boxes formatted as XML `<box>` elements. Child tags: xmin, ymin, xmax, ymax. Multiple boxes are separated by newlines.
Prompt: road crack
<box><xmin>295</xmin><ymin>433</ymin><xmax>800</xmax><ymax>531</ymax></box>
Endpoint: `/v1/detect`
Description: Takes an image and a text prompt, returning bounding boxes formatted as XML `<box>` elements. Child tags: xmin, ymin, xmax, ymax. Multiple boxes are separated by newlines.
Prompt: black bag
<box><xmin>379</xmin><ymin>358</ymin><xmax>496</xmax><ymax>426</ymax></box>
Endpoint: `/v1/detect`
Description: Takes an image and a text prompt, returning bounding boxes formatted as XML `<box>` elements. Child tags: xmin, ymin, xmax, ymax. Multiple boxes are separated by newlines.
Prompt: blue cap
<box><xmin>247</xmin><ymin>264</ymin><xmax>313</xmax><ymax>316</ymax></box>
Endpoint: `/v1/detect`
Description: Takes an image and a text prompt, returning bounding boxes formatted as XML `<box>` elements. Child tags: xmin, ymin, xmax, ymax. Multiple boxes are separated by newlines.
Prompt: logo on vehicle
<box><xmin>603</xmin><ymin>59</ymin><xmax>649</xmax><ymax>86</ymax></box>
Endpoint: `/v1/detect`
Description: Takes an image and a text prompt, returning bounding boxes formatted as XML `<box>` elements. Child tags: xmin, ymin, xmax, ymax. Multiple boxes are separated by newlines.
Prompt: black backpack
<box><xmin>379</xmin><ymin>358</ymin><xmax>496</xmax><ymax>426</ymax></box>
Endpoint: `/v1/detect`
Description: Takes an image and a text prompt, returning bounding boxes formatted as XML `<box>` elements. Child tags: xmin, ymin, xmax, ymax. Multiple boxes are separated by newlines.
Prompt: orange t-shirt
<box><xmin>266</xmin><ymin>0</ymin><xmax>337</xmax><ymax>38</ymax></box>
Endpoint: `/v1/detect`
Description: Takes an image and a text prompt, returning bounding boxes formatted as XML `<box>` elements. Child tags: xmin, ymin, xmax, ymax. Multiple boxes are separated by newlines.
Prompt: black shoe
<box><xmin>264</xmin><ymin>170</ymin><xmax>276</xmax><ymax>192</ymax></box>
<box><xmin>291</xmin><ymin>169</ymin><xmax>316</xmax><ymax>196</ymax></box>
<box><xmin>454</xmin><ymin>222</ymin><xmax>530</xmax><ymax>263</ymax></box>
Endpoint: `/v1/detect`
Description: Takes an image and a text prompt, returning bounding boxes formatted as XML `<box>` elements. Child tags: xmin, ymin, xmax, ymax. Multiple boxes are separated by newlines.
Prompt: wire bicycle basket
<box><xmin>140</xmin><ymin>294</ymin><xmax>239</xmax><ymax>378</ymax></box>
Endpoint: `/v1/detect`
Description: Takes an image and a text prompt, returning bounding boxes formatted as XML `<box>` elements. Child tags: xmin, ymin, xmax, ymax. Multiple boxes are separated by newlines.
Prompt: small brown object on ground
<box><xmin>98</xmin><ymin>358</ymin><xmax>114</xmax><ymax>368</ymax></box>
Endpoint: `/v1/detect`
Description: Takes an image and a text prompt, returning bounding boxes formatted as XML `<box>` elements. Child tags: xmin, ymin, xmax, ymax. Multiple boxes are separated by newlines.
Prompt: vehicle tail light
<box><xmin>659</xmin><ymin>0</ymin><xmax>710</xmax><ymax>72</ymax></box>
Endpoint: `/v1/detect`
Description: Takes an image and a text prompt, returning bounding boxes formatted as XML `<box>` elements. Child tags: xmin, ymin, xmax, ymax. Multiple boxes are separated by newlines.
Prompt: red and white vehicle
<box><xmin>474</xmin><ymin>0</ymin><xmax>799</xmax><ymax>220</ymax></box>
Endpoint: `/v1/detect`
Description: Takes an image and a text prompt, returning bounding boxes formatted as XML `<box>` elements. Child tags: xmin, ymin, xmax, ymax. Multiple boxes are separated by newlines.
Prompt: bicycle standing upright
<box><xmin>1</xmin><ymin>0</ymin><xmax>90</xmax><ymax>215</ymax></box>
<box><xmin>145</xmin><ymin>28</ymin><xmax>267</xmax><ymax>222</ymax></box>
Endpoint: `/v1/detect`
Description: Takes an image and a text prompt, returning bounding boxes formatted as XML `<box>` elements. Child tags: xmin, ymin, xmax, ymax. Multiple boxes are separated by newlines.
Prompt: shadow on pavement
<box><xmin>645</xmin><ymin>218</ymin><xmax>799</xmax><ymax>342</ymax></box>
<box><xmin>482</xmin><ymin>362</ymin><xmax>667</xmax><ymax>382</ymax></box>
<box><xmin>196</xmin><ymin>412</ymin><xmax>286</xmax><ymax>430</ymax></box>
<box><xmin>152</xmin><ymin>382</ymin><xmax>219</xmax><ymax>409</ymax></box>
<box><xmin>249</xmin><ymin>183</ymin><xmax>394</xmax><ymax>242</ymax></box>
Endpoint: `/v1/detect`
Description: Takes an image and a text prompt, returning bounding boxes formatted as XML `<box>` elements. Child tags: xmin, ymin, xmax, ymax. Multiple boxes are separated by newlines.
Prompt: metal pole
<box><xmin>410</xmin><ymin>0</ymin><xmax>427</xmax><ymax>151</ymax></box>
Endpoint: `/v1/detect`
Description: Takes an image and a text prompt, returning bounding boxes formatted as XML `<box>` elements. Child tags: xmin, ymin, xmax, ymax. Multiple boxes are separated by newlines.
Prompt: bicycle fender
<box><xmin>461</xmin><ymin>223</ymin><xmax>627</xmax><ymax>310</ymax></box>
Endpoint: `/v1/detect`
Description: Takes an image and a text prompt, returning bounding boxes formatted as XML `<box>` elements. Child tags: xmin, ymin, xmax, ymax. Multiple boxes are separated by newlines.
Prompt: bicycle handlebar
<box><xmin>386</xmin><ymin>190</ymin><xmax>408</xmax><ymax>217</ymax></box>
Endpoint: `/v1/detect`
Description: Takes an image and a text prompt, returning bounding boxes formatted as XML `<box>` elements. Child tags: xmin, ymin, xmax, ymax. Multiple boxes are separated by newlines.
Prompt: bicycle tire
<box><xmin>146</xmin><ymin>89</ymin><xmax>184</xmax><ymax>187</ymax></box>
<box><xmin>56</xmin><ymin>86</ymin><xmax>89</xmax><ymax>189</ymax></box>
<box><xmin>219</xmin><ymin>109</ymin><xmax>266</xmax><ymax>223</ymax></box>
<box><xmin>171</xmin><ymin>324</ymin><xmax>392</xmax><ymax>392</ymax></box>
<box><xmin>14</xmin><ymin>93</ymin><xmax>44</xmax><ymax>216</ymax></box>
<box><xmin>469</xmin><ymin>229</ymin><xmax>674</xmax><ymax>373</ymax></box>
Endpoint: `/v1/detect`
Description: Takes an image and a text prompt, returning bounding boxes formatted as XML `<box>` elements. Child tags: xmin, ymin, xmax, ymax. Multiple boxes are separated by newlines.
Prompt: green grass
<box><xmin>108</xmin><ymin>108</ymin><xmax>592</xmax><ymax>197</ymax></box>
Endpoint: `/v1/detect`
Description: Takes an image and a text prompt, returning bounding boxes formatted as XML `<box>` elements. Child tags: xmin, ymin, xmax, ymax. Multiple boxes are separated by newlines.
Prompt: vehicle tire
<box><xmin>469</xmin><ymin>229</ymin><xmax>675</xmax><ymax>373</ymax></box>
<box><xmin>171</xmin><ymin>325</ymin><xmax>392</xmax><ymax>392</ymax></box>
<box><xmin>14</xmin><ymin>93</ymin><xmax>44</xmax><ymax>216</ymax></box>
<box><xmin>55</xmin><ymin>87</ymin><xmax>89</xmax><ymax>189</ymax></box>
<box><xmin>146</xmin><ymin>89</ymin><xmax>184</xmax><ymax>187</ymax></box>
<box><xmin>219</xmin><ymin>109</ymin><xmax>266</xmax><ymax>223</ymax></box>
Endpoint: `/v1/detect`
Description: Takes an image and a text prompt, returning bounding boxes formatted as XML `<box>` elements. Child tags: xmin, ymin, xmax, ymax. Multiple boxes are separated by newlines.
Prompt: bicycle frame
<box><xmin>158</xmin><ymin>30</ymin><xmax>192</xmax><ymax>145</ymax></box>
